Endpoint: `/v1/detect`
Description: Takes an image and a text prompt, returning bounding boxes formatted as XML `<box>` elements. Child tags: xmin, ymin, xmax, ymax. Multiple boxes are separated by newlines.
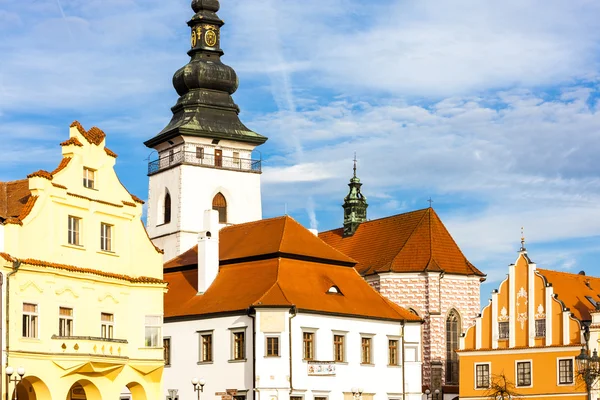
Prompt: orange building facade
<box><xmin>457</xmin><ymin>243</ymin><xmax>592</xmax><ymax>399</ymax></box>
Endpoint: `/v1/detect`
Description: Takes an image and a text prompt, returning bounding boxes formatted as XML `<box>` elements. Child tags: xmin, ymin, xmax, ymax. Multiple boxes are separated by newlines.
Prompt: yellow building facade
<box><xmin>0</xmin><ymin>122</ymin><xmax>167</xmax><ymax>400</ymax></box>
<box><xmin>458</xmin><ymin>243</ymin><xmax>591</xmax><ymax>399</ymax></box>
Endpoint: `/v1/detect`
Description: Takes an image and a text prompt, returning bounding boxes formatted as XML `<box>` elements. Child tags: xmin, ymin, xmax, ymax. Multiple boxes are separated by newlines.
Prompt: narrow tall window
<box><xmin>144</xmin><ymin>316</ymin><xmax>161</xmax><ymax>347</ymax></box>
<box><xmin>559</xmin><ymin>359</ymin><xmax>573</xmax><ymax>384</ymax></box>
<box><xmin>389</xmin><ymin>339</ymin><xmax>399</xmax><ymax>365</ymax></box>
<box><xmin>535</xmin><ymin>319</ymin><xmax>546</xmax><ymax>337</ymax></box>
<box><xmin>266</xmin><ymin>336</ymin><xmax>279</xmax><ymax>357</ymax></box>
<box><xmin>22</xmin><ymin>303</ymin><xmax>38</xmax><ymax>338</ymax></box>
<box><xmin>233</xmin><ymin>151</ymin><xmax>240</xmax><ymax>166</ymax></box>
<box><xmin>212</xmin><ymin>193</ymin><xmax>227</xmax><ymax>223</ymax></box>
<box><xmin>83</xmin><ymin>167</ymin><xmax>95</xmax><ymax>189</ymax></box>
<box><xmin>476</xmin><ymin>364</ymin><xmax>490</xmax><ymax>388</ymax></box>
<box><xmin>100</xmin><ymin>223</ymin><xmax>113</xmax><ymax>252</ymax></box>
<box><xmin>498</xmin><ymin>322</ymin><xmax>509</xmax><ymax>339</ymax></box>
<box><xmin>233</xmin><ymin>331</ymin><xmax>245</xmax><ymax>360</ymax></box>
<box><xmin>334</xmin><ymin>334</ymin><xmax>345</xmax><ymax>362</ymax></box>
<box><xmin>196</xmin><ymin>147</ymin><xmax>204</xmax><ymax>159</ymax></box>
<box><xmin>164</xmin><ymin>338</ymin><xmax>171</xmax><ymax>366</ymax></box>
<box><xmin>517</xmin><ymin>361</ymin><xmax>532</xmax><ymax>386</ymax></box>
<box><xmin>68</xmin><ymin>216</ymin><xmax>81</xmax><ymax>246</ymax></box>
<box><xmin>446</xmin><ymin>310</ymin><xmax>460</xmax><ymax>384</ymax></box>
<box><xmin>164</xmin><ymin>192</ymin><xmax>171</xmax><ymax>224</ymax></box>
<box><xmin>101</xmin><ymin>313</ymin><xmax>114</xmax><ymax>339</ymax></box>
<box><xmin>361</xmin><ymin>337</ymin><xmax>372</xmax><ymax>364</ymax></box>
<box><xmin>201</xmin><ymin>334</ymin><xmax>213</xmax><ymax>362</ymax></box>
<box><xmin>169</xmin><ymin>149</ymin><xmax>174</xmax><ymax>163</ymax></box>
<box><xmin>59</xmin><ymin>307</ymin><xmax>73</xmax><ymax>336</ymax></box>
<box><xmin>303</xmin><ymin>332</ymin><xmax>315</xmax><ymax>360</ymax></box>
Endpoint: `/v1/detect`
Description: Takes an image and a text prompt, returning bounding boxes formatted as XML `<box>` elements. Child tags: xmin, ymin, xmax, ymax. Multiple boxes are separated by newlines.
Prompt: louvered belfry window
<box><xmin>212</xmin><ymin>193</ymin><xmax>227</xmax><ymax>223</ymax></box>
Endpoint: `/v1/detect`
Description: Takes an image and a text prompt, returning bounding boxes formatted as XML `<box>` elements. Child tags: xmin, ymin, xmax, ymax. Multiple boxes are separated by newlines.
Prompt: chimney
<box><xmin>197</xmin><ymin>210</ymin><xmax>219</xmax><ymax>294</ymax></box>
<box><xmin>308</xmin><ymin>229</ymin><xmax>318</xmax><ymax>236</ymax></box>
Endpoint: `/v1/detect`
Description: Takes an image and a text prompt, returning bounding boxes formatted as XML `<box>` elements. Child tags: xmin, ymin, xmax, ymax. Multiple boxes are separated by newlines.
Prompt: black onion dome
<box><xmin>192</xmin><ymin>0</ymin><xmax>219</xmax><ymax>13</ymax></box>
<box><xmin>172</xmin><ymin>59</ymin><xmax>239</xmax><ymax>96</ymax></box>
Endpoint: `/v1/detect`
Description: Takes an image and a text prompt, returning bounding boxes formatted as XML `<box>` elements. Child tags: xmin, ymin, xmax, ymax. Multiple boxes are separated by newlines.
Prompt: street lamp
<box><xmin>424</xmin><ymin>389</ymin><xmax>440</xmax><ymax>400</ymax></box>
<box><xmin>351</xmin><ymin>387</ymin><xmax>363</xmax><ymax>400</ymax></box>
<box><xmin>576</xmin><ymin>347</ymin><xmax>600</xmax><ymax>400</ymax></box>
<box><xmin>191</xmin><ymin>378</ymin><xmax>206</xmax><ymax>400</ymax></box>
<box><xmin>5</xmin><ymin>366</ymin><xmax>26</xmax><ymax>400</ymax></box>
<box><xmin>166</xmin><ymin>389</ymin><xmax>179</xmax><ymax>400</ymax></box>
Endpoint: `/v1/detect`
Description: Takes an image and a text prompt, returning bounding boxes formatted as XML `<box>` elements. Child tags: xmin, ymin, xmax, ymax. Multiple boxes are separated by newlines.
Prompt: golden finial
<box><xmin>520</xmin><ymin>227</ymin><xmax>526</xmax><ymax>252</ymax></box>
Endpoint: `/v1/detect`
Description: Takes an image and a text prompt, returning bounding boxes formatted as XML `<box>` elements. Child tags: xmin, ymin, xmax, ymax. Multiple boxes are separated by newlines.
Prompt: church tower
<box><xmin>145</xmin><ymin>0</ymin><xmax>268</xmax><ymax>261</ymax></box>
<box><xmin>342</xmin><ymin>157</ymin><xmax>368</xmax><ymax>236</ymax></box>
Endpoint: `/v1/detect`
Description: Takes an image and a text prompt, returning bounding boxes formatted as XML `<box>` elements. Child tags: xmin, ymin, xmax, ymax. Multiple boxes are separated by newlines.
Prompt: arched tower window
<box><xmin>212</xmin><ymin>193</ymin><xmax>227</xmax><ymax>223</ymax></box>
<box><xmin>408</xmin><ymin>308</ymin><xmax>419</xmax><ymax>316</ymax></box>
<box><xmin>164</xmin><ymin>192</ymin><xmax>172</xmax><ymax>224</ymax></box>
<box><xmin>446</xmin><ymin>309</ymin><xmax>460</xmax><ymax>385</ymax></box>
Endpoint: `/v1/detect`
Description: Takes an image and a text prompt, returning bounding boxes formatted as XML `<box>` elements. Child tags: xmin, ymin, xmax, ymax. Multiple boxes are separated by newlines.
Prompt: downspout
<box><xmin>5</xmin><ymin>260</ymin><xmax>21</xmax><ymax>400</ymax></box>
<box><xmin>249</xmin><ymin>308</ymin><xmax>257</xmax><ymax>400</ymax></box>
<box><xmin>0</xmin><ymin>271</ymin><xmax>3</xmax><ymax>400</ymax></box>
<box><xmin>401</xmin><ymin>322</ymin><xmax>406</xmax><ymax>400</ymax></box>
<box><xmin>288</xmin><ymin>306</ymin><xmax>297</xmax><ymax>396</ymax></box>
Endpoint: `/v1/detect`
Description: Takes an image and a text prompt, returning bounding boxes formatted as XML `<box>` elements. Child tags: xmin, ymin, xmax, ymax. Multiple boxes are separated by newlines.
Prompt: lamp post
<box><xmin>5</xmin><ymin>366</ymin><xmax>25</xmax><ymax>400</ymax></box>
<box><xmin>166</xmin><ymin>389</ymin><xmax>179</xmax><ymax>400</ymax></box>
<box><xmin>351</xmin><ymin>387</ymin><xmax>363</xmax><ymax>400</ymax></box>
<box><xmin>424</xmin><ymin>389</ymin><xmax>440</xmax><ymax>400</ymax></box>
<box><xmin>576</xmin><ymin>347</ymin><xmax>600</xmax><ymax>400</ymax></box>
<box><xmin>191</xmin><ymin>378</ymin><xmax>206</xmax><ymax>400</ymax></box>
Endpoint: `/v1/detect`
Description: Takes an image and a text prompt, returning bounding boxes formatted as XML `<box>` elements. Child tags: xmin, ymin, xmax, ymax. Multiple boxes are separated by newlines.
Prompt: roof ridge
<box><xmin>538</xmin><ymin>268</ymin><xmax>600</xmax><ymax>280</ymax></box>
<box><xmin>319</xmin><ymin>208</ymin><xmax>431</xmax><ymax>235</ymax></box>
<box><xmin>278</xmin><ymin>216</ymin><xmax>289</xmax><ymax>252</ymax></box>
<box><xmin>389</xmin><ymin>208</ymin><xmax>431</xmax><ymax>271</ymax></box>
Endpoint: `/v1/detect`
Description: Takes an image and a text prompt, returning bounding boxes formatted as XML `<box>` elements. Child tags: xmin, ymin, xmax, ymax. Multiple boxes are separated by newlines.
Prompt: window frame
<box><xmin>265</xmin><ymin>335</ymin><xmax>280</xmax><ymax>357</ymax></box>
<box><xmin>68</xmin><ymin>215</ymin><xmax>82</xmax><ymax>246</ymax></box>
<box><xmin>83</xmin><ymin>167</ymin><xmax>96</xmax><ymax>189</ymax></box>
<box><xmin>100</xmin><ymin>222</ymin><xmax>113</xmax><ymax>252</ymax></box>
<box><xmin>474</xmin><ymin>362</ymin><xmax>491</xmax><ymax>389</ymax></box>
<box><xmin>535</xmin><ymin>319</ymin><xmax>546</xmax><ymax>338</ymax></box>
<box><xmin>333</xmin><ymin>333</ymin><xmax>346</xmax><ymax>363</ymax></box>
<box><xmin>212</xmin><ymin>193</ymin><xmax>227</xmax><ymax>224</ymax></box>
<box><xmin>199</xmin><ymin>331</ymin><xmax>214</xmax><ymax>363</ymax></box>
<box><xmin>59</xmin><ymin>306</ymin><xmax>74</xmax><ymax>337</ymax></box>
<box><xmin>22</xmin><ymin>303</ymin><xmax>39</xmax><ymax>339</ymax></box>
<box><xmin>515</xmin><ymin>360</ymin><xmax>533</xmax><ymax>388</ymax></box>
<box><xmin>361</xmin><ymin>335</ymin><xmax>373</xmax><ymax>365</ymax></box>
<box><xmin>164</xmin><ymin>337</ymin><xmax>172</xmax><ymax>367</ymax></box>
<box><xmin>101</xmin><ymin>312</ymin><xmax>114</xmax><ymax>339</ymax></box>
<box><xmin>388</xmin><ymin>338</ymin><xmax>400</xmax><ymax>366</ymax></box>
<box><xmin>303</xmin><ymin>331</ymin><xmax>316</xmax><ymax>361</ymax></box>
<box><xmin>557</xmin><ymin>358</ymin><xmax>574</xmax><ymax>385</ymax></box>
<box><xmin>498</xmin><ymin>321</ymin><xmax>510</xmax><ymax>340</ymax></box>
<box><xmin>196</xmin><ymin>147</ymin><xmax>205</xmax><ymax>159</ymax></box>
<box><xmin>230</xmin><ymin>328</ymin><xmax>246</xmax><ymax>361</ymax></box>
<box><xmin>144</xmin><ymin>315</ymin><xmax>162</xmax><ymax>348</ymax></box>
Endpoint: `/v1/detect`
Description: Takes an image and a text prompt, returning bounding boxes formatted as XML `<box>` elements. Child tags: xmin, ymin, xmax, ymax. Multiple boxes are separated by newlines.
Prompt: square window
<box><xmin>559</xmin><ymin>359</ymin><xmax>573</xmax><ymax>384</ymax></box>
<box><xmin>68</xmin><ymin>216</ymin><xmax>81</xmax><ymax>246</ymax></box>
<box><xmin>516</xmin><ymin>361</ymin><xmax>532</xmax><ymax>387</ymax></box>
<box><xmin>101</xmin><ymin>313</ymin><xmax>114</xmax><ymax>339</ymax></box>
<box><xmin>498</xmin><ymin>322</ymin><xmax>509</xmax><ymax>339</ymax></box>
<box><xmin>535</xmin><ymin>319</ymin><xmax>546</xmax><ymax>337</ymax></box>
<box><xmin>200</xmin><ymin>333</ymin><xmax>213</xmax><ymax>362</ymax></box>
<box><xmin>361</xmin><ymin>337</ymin><xmax>372</xmax><ymax>364</ymax></box>
<box><xmin>144</xmin><ymin>315</ymin><xmax>162</xmax><ymax>347</ymax></box>
<box><xmin>266</xmin><ymin>336</ymin><xmax>279</xmax><ymax>357</ymax></box>
<box><xmin>333</xmin><ymin>334</ymin><xmax>345</xmax><ymax>362</ymax></box>
<box><xmin>101</xmin><ymin>223</ymin><xmax>113</xmax><ymax>252</ymax></box>
<box><xmin>233</xmin><ymin>331</ymin><xmax>245</xmax><ymax>360</ymax></box>
<box><xmin>59</xmin><ymin>307</ymin><xmax>73</xmax><ymax>337</ymax></box>
<box><xmin>22</xmin><ymin>303</ymin><xmax>38</xmax><ymax>338</ymax></box>
<box><xmin>475</xmin><ymin>364</ymin><xmax>490</xmax><ymax>388</ymax></box>
<box><xmin>83</xmin><ymin>168</ymin><xmax>95</xmax><ymax>189</ymax></box>
<box><xmin>164</xmin><ymin>337</ymin><xmax>171</xmax><ymax>366</ymax></box>
<box><xmin>303</xmin><ymin>332</ymin><xmax>315</xmax><ymax>360</ymax></box>
<box><xmin>388</xmin><ymin>339</ymin><xmax>399</xmax><ymax>366</ymax></box>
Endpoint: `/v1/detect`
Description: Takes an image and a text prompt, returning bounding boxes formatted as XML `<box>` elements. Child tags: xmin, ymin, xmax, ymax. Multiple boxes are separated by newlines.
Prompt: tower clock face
<box><xmin>204</xmin><ymin>30</ymin><xmax>217</xmax><ymax>47</ymax></box>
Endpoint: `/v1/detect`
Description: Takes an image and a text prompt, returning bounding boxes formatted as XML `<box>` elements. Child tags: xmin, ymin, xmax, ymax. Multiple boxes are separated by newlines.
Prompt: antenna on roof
<box><xmin>284</xmin><ymin>203</ymin><xmax>288</xmax><ymax>216</ymax></box>
<box><xmin>520</xmin><ymin>227</ymin><xmax>526</xmax><ymax>252</ymax></box>
<box><xmin>353</xmin><ymin>152</ymin><xmax>357</xmax><ymax>178</ymax></box>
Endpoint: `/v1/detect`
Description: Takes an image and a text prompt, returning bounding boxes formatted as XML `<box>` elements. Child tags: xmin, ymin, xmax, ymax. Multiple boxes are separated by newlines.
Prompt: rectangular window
<box><xmin>266</xmin><ymin>336</ymin><xmax>279</xmax><ymax>357</ymax></box>
<box><xmin>475</xmin><ymin>364</ymin><xmax>490</xmax><ymax>388</ymax></box>
<box><xmin>388</xmin><ymin>339</ymin><xmax>399</xmax><ymax>365</ymax></box>
<box><xmin>559</xmin><ymin>359</ymin><xmax>573</xmax><ymax>384</ymax></box>
<box><xmin>233</xmin><ymin>151</ymin><xmax>240</xmax><ymax>166</ymax></box>
<box><xmin>405</xmin><ymin>345</ymin><xmax>419</xmax><ymax>362</ymax></box>
<box><xmin>196</xmin><ymin>147</ymin><xmax>204</xmax><ymax>159</ymax></box>
<box><xmin>100</xmin><ymin>223</ymin><xmax>113</xmax><ymax>252</ymax></box>
<box><xmin>498</xmin><ymin>322</ymin><xmax>509</xmax><ymax>339</ymax></box>
<box><xmin>334</xmin><ymin>334</ymin><xmax>345</xmax><ymax>362</ymax></box>
<box><xmin>361</xmin><ymin>337</ymin><xmax>372</xmax><ymax>364</ymax></box>
<box><xmin>201</xmin><ymin>333</ymin><xmax>213</xmax><ymax>362</ymax></box>
<box><xmin>164</xmin><ymin>338</ymin><xmax>171</xmax><ymax>366</ymax></box>
<box><xmin>68</xmin><ymin>216</ymin><xmax>81</xmax><ymax>246</ymax></box>
<box><xmin>303</xmin><ymin>332</ymin><xmax>315</xmax><ymax>360</ymax></box>
<box><xmin>101</xmin><ymin>313</ymin><xmax>114</xmax><ymax>339</ymax></box>
<box><xmin>233</xmin><ymin>331</ymin><xmax>245</xmax><ymax>360</ymax></box>
<box><xmin>144</xmin><ymin>316</ymin><xmax>161</xmax><ymax>347</ymax></box>
<box><xmin>22</xmin><ymin>303</ymin><xmax>38</xmax><ymax>338</ymax></box>
<box><xmin>169</xmin><ymin>149</ymin><xmax>174</xmax><ymax>163</ymax></box>
<box><xmin>517</xmin><ymin>361</ymin><xmax>532</xmax><ymax>387</ymax></box>
<box><xmin>83</xmin><ymin>167</ymin><xmax>95</xmax><ymax>189</ymax></box>
<box><xmin>59</xmin><ymin>307</ymin><xmax>73</xmax><ymax>336</ymax></box>
<box><xmin>535</xmin><ymin>319</ymin><xmax>546</xmax><ymax>337</ymax></box>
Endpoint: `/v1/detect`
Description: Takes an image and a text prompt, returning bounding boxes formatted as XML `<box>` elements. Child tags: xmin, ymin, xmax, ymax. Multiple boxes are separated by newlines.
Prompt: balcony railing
<box><xmin>148</xmin><ymin>151</ymin><xmax>262</xmax><ymax>175</ymax></box>
<box><xmin>50</xmin><ymin>335</ymin><xmax>129</xmax><ymax>358</ymax></box>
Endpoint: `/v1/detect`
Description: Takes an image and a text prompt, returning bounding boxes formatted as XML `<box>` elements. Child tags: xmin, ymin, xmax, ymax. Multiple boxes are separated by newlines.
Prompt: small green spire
<box><xmin>343</xmin><ymin>154</ymin><xmax>368</xmax><ymax>237</ymax></box>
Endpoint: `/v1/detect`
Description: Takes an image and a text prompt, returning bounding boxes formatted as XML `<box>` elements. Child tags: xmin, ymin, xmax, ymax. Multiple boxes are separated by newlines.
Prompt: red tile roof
<box><xmin>70</xmin><ymin>121</ymin><xmax>106</xmax><ymax>146</ymax></box>
<box><xmin>0</xmin><ymin>180</ymin><xmax>31</xmax><ymax>220</ymax></box>
<box><xmin>537</xmin><ymin>268</ymin><xmax>600</xmax><ymax>321</ymax></box>
<box><xmin>164</xmin><ymin>216</ymin><xmax>420</xmax><ymax>322</ymax></box>
<box><xmin>319</xmin><ymin>208</ymin><xmax>484</xmax><ymax>277</ymax></box>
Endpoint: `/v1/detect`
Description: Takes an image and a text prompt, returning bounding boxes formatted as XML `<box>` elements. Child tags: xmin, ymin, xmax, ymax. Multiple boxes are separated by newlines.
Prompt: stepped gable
<box><xmin>319</xmin><ymin>207</ymin><xmax>485</xmax><ymax>277</ymax></box>
<box><xmin>164</xmin><ymin>216</ymin><xmax>419</xmax><ymax>322</ymax></box>
<box><xmin>537</xmin><ymin>268</ymin><xmax>600</xmax><ymax>321</ymax></box>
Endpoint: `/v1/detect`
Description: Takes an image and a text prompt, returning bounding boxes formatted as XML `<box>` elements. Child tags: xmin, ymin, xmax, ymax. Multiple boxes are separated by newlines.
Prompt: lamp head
<box><xmin>425</xmin><ymin>389</ymin><xmax>430</xmax><ymax>395</ymax></box>
<box><xmin>5</xmin><ymin>366</ymin><xmax>13</xmax><ymax>376</ymax></box>
<box><xmin>17</xmin><ymin>367</ymin><xmax>25</xmax><ymax>377</ymax></box>
<box><xmin>358</xmin><ymin>388</ymin><xmax>363</xmax><ymax>394</ymax></box>
<box><xmin>434</xmin><ymin>389</ymin><xmax>440</xmax><ymax>394</ymax></box>
<box><xmin>191</xmin><ymin>377</ymin><xmax>199</xmax><ymax>385</ymax></box>
<box><xmin>199</xmin><ymin>378</ymin><xmax>206</xmax><ymax>386</ymax></box>
<box><xmin>351</xmin><ymin>388</ymin><xmax>358</xmax><ymax>394</ymax></box>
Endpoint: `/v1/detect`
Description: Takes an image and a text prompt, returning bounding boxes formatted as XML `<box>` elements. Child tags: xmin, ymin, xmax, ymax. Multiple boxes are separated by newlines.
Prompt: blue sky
<box><xmin>2</xmin><ymin>0</ymin><xmax>600</xmax><ymax>303</ymax></box>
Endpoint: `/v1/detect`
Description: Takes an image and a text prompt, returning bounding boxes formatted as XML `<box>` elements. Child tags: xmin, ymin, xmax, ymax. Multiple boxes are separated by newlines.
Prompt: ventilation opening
<box><xmin>327</xmin><ymin>285</ymin><xmax>342</xmax><ymax>295</ymax></box>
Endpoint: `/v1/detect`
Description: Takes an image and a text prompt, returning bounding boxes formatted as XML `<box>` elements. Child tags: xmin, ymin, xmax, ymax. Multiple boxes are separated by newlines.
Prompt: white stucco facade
<box><xmin>164</xmin><ymin>309</ymin><xmax>423</xmax><ymax>400</ymax></box>
<box><xmin>146</xmin><ymin>136</ymin><xmax>263</xmax><ymax>261</ymax></box>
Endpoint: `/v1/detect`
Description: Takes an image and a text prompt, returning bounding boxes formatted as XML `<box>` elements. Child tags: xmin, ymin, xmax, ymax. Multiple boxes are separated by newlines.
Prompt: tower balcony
<box><xmin>148</xmin><ymin>150</ymin><xmax>262</xmax><ymax>176</ymax></box>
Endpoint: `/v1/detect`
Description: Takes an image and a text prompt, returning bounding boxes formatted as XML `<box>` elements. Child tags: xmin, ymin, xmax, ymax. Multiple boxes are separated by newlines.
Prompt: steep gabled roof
<box><xmin>0</xmin><ymin>180</ymin><xmax>31</xmax><ymax>221</ymax></box>
<box><xmin>164</xmin><ymin>216</ymin><xmax>420</xmax><ymax>322</ymax></box>
<box><xmin>537</xmin><ymin>268</ymin><xmax>600</xmax><ymax>321</ymax></box>
<box><xmin>319</xmin><ymin>208</ymin><xmax>484</xmax><ymax>277</ymax></box>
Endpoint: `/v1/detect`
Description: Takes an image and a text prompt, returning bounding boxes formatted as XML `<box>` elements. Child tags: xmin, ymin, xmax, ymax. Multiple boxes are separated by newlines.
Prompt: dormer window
<box><xmin>327</xmin><ymin>285</ymin><xmax>342</xmax><ymax>294</ymax></box>
<box><xmin>83</xmin><ymin>168</ymin><xmax>95</xmax><ymax>189</ymax></box>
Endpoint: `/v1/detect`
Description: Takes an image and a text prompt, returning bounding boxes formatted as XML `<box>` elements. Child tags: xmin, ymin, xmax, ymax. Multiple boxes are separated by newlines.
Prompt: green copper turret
<box><xmin>145</xmin><ymin>0</ymin><xmax>267</xmax><ymax>148</ymax></box>
<box><xmin>343</xmin><ymin>156</ymin><xmax>368</xmax><ymax>237</ymax></box>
